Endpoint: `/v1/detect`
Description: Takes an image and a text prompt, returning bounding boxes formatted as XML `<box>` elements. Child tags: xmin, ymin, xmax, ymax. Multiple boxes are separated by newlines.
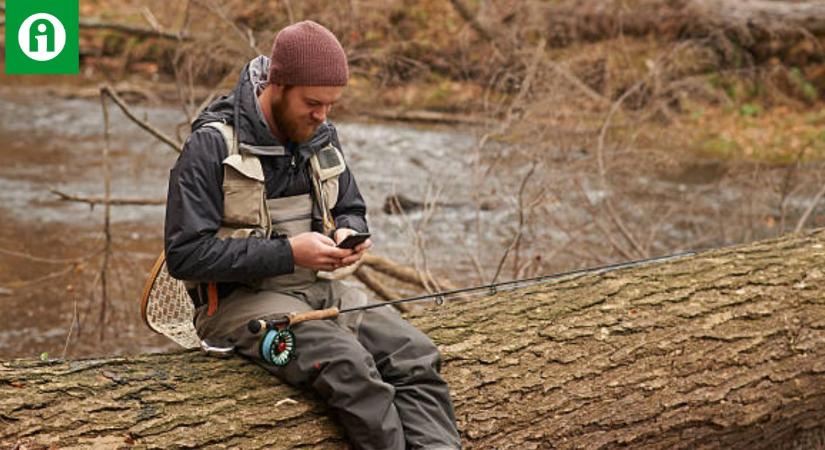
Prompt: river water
<box><xmin>1</xmin><ymin>88</ymin><xmax>822</xmax><ymax>360</ymax></box>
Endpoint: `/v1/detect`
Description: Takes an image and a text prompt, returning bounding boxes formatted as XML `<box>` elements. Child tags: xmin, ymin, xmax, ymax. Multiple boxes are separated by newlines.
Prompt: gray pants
<box><xmin>194</xmin><ymin>280</ymin><xmax>461</xmax><ymax>450</ymax></box>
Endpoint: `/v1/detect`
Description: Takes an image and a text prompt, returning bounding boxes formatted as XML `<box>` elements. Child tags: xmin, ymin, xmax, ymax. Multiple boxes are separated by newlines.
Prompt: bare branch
<box><xmin>353</xmin><ymin>267</ymin><xmax>410</xmax><ymax>313</ymax></box>
<box><xmin>100</xmin><ymin>85</ymin><xmax>183</xmax><ymax>153</ymax></box>
<box><xmin>491</xmin><ymin>161</ymin><xmax>539</xmax><ymax>284</ymax></box>
<box><xmin>795</xmin><ymin>183</ymin><xmax>825</xmax><ymax>233</ymax></box>
<box><xmin>361</xmin><ymin>109</ymin><xmax>494</xmax><ymax>126</ymax></box>
<box><xmin>595</xmin><ymin>80</ymin><xmax>649</xmax><ymax>258</ymax></box>
<box><xmin>99</xmin><ymin>92</ymin><xmax>114</xmax><ymax>341</ymax></box>
<box><xmin>80</xmin><ymin>18</ymin><xmax>190</xmax><ymax>41</ymax></box>
<box><xmin>547</xmin><ymin>60</ymin><xmax>610</xmax><ymax>106</ymax></box>
<box><xmin>448</xmin><ymin>0</ymin><xmax>496</xmax><ymax>42</ymax></box>
<box><xmin>361</xmin><ymin>253</ymin><xmax>456</xmax><ymax>293</ymax></box>
<box><xmin>50</xmin><ymin>189</ymin><xmax>165</xmax><ymax>206</ymax></box>
<box><xmin>0</xmin><ymin>244</ymin><xmax>102</xmax><ymax>264</ymax></box>
<box><xmin>195</xmin><ymin>0</ymin><xmax>263</xmax><ymax>56</ymax></box>
<box><xmin>60</xmin><ymin>298</ymin><xmax>79</xmax><ymax>361</ymax></box>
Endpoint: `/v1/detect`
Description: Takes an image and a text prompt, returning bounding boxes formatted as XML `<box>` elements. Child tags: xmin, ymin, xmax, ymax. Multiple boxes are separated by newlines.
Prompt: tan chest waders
<box><xmin>140</xmin><ymin>122</ymin><xmax>346</xmax><ymax>348</ymax></box>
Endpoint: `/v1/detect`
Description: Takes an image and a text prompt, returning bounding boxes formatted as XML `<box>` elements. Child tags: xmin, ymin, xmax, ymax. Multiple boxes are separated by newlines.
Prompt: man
<box><xmin>164</xmin><ymin>20</ymin><xmax>461</xmax><ymax>450</ymax></box>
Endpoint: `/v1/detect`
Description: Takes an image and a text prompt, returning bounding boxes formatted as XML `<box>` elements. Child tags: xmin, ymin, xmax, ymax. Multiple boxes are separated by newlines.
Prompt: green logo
<box><xmin>5</xmin><ymin>0</ymin><xmax>79</xmax><ymax>74</ymax></box>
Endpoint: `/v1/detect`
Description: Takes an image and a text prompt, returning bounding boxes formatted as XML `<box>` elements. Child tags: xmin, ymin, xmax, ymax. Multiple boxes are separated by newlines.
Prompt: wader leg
<box><xmin>193</xmin><ymin>286</ymin><xmax>406</xmax><ymax>450</ymax></box>
<box><xmin>329</xmin><ymin>282</ymin><xmax>462</xmax><ymax>450</ymax></box>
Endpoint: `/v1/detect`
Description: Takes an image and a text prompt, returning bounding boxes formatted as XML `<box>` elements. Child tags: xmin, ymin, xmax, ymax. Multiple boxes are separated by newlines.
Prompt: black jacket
<box><xmin>164</xmin><ymin>56</ymin><xmax>368</xmax><ymax>283</ymax></box>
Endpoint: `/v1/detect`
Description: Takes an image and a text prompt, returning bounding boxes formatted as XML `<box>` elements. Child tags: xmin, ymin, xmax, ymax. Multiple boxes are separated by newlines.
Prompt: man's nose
<box><xmin>311</xmin><ymin>106</ymin><xmax>328</xmax><ymax>123</ymax></box>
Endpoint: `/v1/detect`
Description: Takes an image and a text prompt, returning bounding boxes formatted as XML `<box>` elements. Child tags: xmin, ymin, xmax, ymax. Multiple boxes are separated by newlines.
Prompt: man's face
<box><xmin>270</xmin><ymin>85</ymin><xmax>343</xmax><ymax>143</ymax></box>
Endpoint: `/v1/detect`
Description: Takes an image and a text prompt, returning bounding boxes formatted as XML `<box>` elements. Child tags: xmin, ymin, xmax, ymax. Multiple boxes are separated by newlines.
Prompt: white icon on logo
<box><xmin>17</xmin><ymin>13</ymin><xmax>66</xmax><ymax>62</ymax></box>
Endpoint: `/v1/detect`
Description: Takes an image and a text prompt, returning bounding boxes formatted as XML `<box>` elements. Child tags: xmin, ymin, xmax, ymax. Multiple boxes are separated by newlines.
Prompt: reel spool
<box><xmin>260</xmin><ymin>327</ymin><xmax>297</xmax><ymax>366</ymax></box>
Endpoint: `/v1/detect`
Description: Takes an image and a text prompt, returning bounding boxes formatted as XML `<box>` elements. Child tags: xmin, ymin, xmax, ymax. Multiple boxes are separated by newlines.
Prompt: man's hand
<box><xmin>334</xmin><ymin>228</ymin><xmax>373</xmax><ymax>266</ymax></box>
<box><xmin>288</xmin><ymin>232</ymin><xmax>353</xmax><ymax>272</ymax></box>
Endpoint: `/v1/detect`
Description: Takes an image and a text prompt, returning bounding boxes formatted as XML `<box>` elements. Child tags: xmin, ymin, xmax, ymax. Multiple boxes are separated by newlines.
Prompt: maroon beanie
<box><xmin>268</xmin><ymin>21</ymin><xmax>349</xmax><ymax>86</ymax></box>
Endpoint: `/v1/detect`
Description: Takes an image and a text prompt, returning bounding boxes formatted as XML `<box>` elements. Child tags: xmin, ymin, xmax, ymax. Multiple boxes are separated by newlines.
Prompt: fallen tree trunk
<box><xmin>542</xmin><ymin>0</ymin><xmax>825</xmax><ymax>48</ymax></box>
<box><xmin>3</xmin><ymin>229</ymin><xmax>825</xmax><ymax>449</ymax></box>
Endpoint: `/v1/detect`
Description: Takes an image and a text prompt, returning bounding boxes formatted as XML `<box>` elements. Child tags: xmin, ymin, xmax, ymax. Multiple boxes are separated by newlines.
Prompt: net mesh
<box><xmin>144</xmin><ymin>261</ymin><xmax>201</xmax><ymax>349</ymax></box>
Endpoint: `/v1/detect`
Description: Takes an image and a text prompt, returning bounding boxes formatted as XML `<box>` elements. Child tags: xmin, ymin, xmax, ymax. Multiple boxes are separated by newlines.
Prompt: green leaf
<box><xmin>739</xmin><ymin>103</ymin><xmax>761</xmax><ymax>117</ymax></box>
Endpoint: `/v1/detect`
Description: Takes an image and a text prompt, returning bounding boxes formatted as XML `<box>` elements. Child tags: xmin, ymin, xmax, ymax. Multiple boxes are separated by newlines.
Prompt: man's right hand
<box><xmin>288</xmin><ymin>232</ymin><xmax>353</xmax><ymax>272</ymax></box>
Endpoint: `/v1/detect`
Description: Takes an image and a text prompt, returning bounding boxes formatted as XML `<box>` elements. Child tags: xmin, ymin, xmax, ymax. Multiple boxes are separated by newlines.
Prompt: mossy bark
<box><xmin>4</xmin><ymin>229</ymin><xmax>825</xmax><ymax>449</ymax></box>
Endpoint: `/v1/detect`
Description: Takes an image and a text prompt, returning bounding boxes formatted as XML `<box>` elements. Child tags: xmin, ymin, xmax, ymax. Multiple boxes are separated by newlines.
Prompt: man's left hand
<box><xmin>334</xmin><ymin>228</ymin><xmax>372</xmax><ymax>266</ymax></box>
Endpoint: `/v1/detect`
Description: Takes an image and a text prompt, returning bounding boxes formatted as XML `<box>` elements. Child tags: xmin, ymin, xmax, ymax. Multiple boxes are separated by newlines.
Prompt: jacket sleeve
<box><xmin>164</xmin><ymin>127</ymin><xmax>294</xmax><ymax>282</ymax></box>
<box><xmin>329</xmin><ymin>131</ymin><xmax>369</xmax><ymax>234</ymax></box>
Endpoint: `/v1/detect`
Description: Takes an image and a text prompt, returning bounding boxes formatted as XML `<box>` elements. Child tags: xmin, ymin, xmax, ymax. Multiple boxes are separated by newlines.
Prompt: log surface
<box><xmin>3</xmin><ymin>230</ymin><xmax>825</xmax><ymax>449</ymax></box>
<box><xmin>542</xmin><ymin>0</ymin><xmax>825</xmax><ymax>46</ymax></box>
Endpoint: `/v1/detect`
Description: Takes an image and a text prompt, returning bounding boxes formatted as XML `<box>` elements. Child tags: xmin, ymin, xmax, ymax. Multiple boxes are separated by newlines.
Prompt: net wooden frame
<box><xmin>140</xmin><ymin>251</ymin><xmax>201</xmax><ymax>348</ymax></box>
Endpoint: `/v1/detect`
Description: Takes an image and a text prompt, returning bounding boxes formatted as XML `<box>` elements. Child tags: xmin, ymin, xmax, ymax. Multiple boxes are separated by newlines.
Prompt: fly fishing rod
<box><xmin>248</xmin><ymin>250</ymin><xmax>694</xmax><ymax>335</ymax></box>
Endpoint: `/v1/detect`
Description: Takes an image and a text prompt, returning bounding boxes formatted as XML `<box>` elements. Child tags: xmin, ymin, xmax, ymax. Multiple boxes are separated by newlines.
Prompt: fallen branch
<box><xmin>539</xmin><ymin>0</ymin><xmax>825</xmax><ymax>46</ymax></box>
<box><xmin>0</xmin><ymin>245</ymin><xmax>102</xmax><ymax>265</ymax></box>
<box><xmin>79</xmin><ymin>18</ymin><xmax>190</xmax><ymax>41</ymax></box>
<box><xmin>353</xmin><ymin>266</ymin><xmax>410</xmax><ymax>313</ymax></box>
<box><xmin>361</xmin><ymin>253</ymin><xmax>457</xmax><ymax>292</ymax></box>
<box><xmin>362</xmin><ymin>109</ymin><xmax>494</xmax><ymax>126</ymax></box>
<box><xmin>50</xmin><ymin>189</ymin><xmax>165</xmax><ymax>206</ymax></box>
<box><xmin>0</xmin><ymin>4</ymin><xmax>189</xmax><ymax>41</ymax></box>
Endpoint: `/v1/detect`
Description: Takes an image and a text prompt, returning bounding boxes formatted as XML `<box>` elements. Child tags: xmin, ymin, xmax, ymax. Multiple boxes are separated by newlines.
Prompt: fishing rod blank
<box><xmin>248</xmin><ymin>251</ymin><xmax>694</xmax><ymax>334</ymax></box>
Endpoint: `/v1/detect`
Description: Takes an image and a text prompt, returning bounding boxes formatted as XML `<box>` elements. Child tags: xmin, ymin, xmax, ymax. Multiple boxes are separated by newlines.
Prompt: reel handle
<box><xmin>288</xmin><ymin>307</ymin><xmax>340</xmax><ymax>325</ymax></box>
<box><xmin>247</xmin><ymin>307</ymin><xmax>340</xmax><ymax>334</ymax></box>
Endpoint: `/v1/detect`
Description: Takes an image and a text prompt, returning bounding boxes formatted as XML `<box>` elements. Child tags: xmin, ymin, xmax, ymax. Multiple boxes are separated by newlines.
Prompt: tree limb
<box><xmin>50</xmin><ymin>189</ymin><xmax>165</xmax><ymax>206</ymax></box>
<box><xmin>100</xmin><ymin>85</ymin><xmax>183</xmax><ymax>153</ymax></box>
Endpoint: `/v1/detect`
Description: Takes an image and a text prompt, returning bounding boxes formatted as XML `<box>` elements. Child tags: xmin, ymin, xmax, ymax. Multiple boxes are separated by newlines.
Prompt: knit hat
<box><xmin>268</xmin><ymin>21</ymin><xmax>349</xmax><ymax>86</ymax></box>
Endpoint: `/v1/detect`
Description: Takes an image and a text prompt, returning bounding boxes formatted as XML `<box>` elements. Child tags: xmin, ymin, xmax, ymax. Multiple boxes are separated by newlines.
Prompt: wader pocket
<box><xmin>321</xmin><ymin>177</ymin><xmax>340</xmax><ymax>212</ymax></box>
<box><xmin>267</xmin><ymin>194</ymin><xmax>313</xmax><ymax>238</ymax></box>
<box><xmin>254</xmin><ymin>194</ymin><xmax>317</xmax><ymax>289</ymax></box>
<box><xmin>310</xmin><ymin>145</ymin><xmax>345</xmax><ymax>211</ymax></box>
<box><xmin>222</xmin><ymin>154</ymin><xmax>265</xmax><ymax>227</ymax></box>
<box><xmin>310</xmin><ymin>144</ymin><xmax>346</xmax><ymax>181</ymax></box>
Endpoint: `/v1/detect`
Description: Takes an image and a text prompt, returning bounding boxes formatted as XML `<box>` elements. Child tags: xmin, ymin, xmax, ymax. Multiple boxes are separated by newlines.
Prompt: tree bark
<box><xmin>4</xmin><ymin>229</ymin><xmax>825</xmax><ymax>449</ymax></box>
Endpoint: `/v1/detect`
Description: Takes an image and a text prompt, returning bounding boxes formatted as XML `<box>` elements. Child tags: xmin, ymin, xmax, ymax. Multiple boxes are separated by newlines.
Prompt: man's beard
<box><xmin>271</xmin><ymin>98</ymin><xmax>318</xmax><ymax>144</ymax></box>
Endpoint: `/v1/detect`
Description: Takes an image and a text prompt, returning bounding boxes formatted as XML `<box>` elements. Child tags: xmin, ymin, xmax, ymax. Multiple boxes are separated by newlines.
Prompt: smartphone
<box><xmin>337</xmin><ymin>232</ymin><xmax>371</xmax><ymax>249</ymax></box>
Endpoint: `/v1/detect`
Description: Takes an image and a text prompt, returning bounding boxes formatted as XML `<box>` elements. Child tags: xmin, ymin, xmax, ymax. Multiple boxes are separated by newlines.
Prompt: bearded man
<box><xmin>163</xmin><ymin>20</ymin><xmax>461</xmax><ymax>450</ymax></box>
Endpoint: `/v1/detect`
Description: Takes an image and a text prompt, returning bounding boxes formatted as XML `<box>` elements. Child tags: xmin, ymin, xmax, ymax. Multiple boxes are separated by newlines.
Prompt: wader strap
<box><xmin>203</xmin><ymin>122</ymin><xmax>241</xmax><ymax>317</ymax></box>
<box><xmin>309</xmin><ymin>145</ymin><xmax>346</xmax><ymax>236</ymax></box>
<box><xmin>203</xmin><ymin>121</ymin><xmax>238</xmax><ymax>155</ymax></box>
<box><xmin>207</xmin><ymin>282</ymin><xmax>219</xmax><ymax>317</ymax></box>
<box><xmin>312</xmin><ymin>172</ymin><xmax>336</xmax><ymax>235</ymax></box>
